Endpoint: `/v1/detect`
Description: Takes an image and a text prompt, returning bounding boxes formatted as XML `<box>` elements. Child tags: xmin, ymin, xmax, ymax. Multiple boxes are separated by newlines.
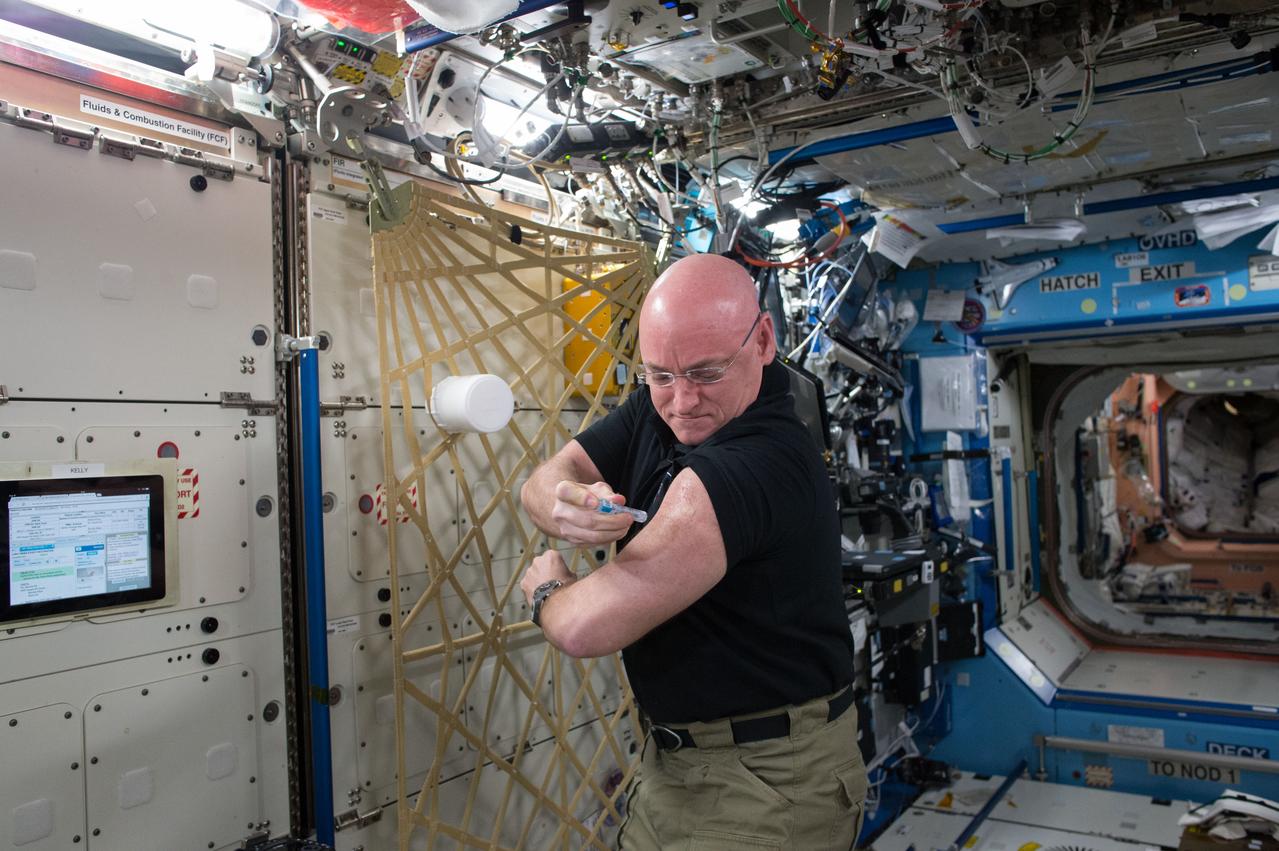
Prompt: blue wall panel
<box><xmin>927</xmin><ymin>656</ymin><xmax>1056</xmax><ymax>776</ymax></box>
<box><xmin>1051</xmin><ymin>709</ymin><xmax>1279</xmax><ymax>800</ymax></box>
<box><xmin>891</xmin><ymin>226</ymin><xmax>1279</xmax><ymax>343</ymax></box>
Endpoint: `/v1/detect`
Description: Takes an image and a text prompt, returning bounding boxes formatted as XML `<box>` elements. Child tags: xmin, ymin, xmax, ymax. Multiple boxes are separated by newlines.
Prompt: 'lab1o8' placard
<box><xmin>1251</xmin><ymin>255</ymin><xmax>1279</xmax><ymax>291</ymax></box>
<box><xmin>1040</xmin><ymin>273</ymin><xmax>1100</xmax><ymax>293</ymax></box>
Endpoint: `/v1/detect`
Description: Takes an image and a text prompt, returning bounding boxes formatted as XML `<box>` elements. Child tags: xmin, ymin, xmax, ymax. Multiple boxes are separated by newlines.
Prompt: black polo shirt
<box><xmin>575</xmin><ymin>358</ymin><xmax>855</xmax><ymax>723</ymax></box>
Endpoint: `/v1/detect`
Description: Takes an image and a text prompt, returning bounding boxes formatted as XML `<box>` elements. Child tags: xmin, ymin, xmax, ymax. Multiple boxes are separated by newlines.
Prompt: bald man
<box><xmin>520</xmin><ymin>254</ymin><xmax>865</xmax><ymax>849</ymax></box>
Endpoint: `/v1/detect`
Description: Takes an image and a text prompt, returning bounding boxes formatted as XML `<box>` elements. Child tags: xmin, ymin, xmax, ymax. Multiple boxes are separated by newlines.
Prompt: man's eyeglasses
<box><xmin>637</xmin><ymin>312</ymin><xmax>763</xmax><ymax>388</ymax></box>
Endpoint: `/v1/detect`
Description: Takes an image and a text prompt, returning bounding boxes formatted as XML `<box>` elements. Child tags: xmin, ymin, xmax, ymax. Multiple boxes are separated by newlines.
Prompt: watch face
<box><xmin>532</xmin><ymin>579</ymin><xmax>563</xmax><ymax>626</ymax></box>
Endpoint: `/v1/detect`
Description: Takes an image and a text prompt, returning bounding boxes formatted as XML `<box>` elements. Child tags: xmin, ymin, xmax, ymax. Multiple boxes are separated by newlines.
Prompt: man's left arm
<box><xmin>519</xmin><ymin>467</ymin><xmax>727</xmax><ymax>658</ymax></box>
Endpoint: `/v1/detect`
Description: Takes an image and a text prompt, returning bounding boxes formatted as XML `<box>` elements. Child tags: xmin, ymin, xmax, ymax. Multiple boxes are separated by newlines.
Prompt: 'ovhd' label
<box><xmin>1040</xmin><ymin>273</ymin><xmax>1100</xmax><ymax>293</ymax></box>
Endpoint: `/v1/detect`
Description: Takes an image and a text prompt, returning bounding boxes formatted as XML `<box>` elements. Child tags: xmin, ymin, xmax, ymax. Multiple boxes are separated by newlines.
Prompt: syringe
<box><xmin>595</xmin><ymin>501</ymin><xmax>647</xmax><ymax>523</ymax></box>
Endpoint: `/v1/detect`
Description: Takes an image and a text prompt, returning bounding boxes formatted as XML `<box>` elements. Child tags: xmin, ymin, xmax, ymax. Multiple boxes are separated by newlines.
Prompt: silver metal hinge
<box><xmin>53</xmin><ymin>122</ymin><xmax>95</xmax><ymax>150</ymax></box>
<box><xmin>98</xmin><ymin>134</ymin><xmax>165</xmax><ymax>161</ymax></box>
<box><xmin>334</xmin><ymin>804</ymin><xmax>383</xmax><ymax>833</ymax></box>
<box><xmin>139</xmin><ymin>137</ymin><xmax>166</xmax><ymax>158</ymax></box>
<box><xmin>14</xmin><ymin>108</ymin><xmax>53</xmax><ymax>132</ymax></box>
<box><xmin>176</xmin><ymin>147</ymin><xmax>235</xmax><ymax>180</ymax></box>
<box><xmin>320</xmin><ymin>395</ymin><xmax>368</xmax><ymax>417</ymax></box>
<box><xmin>0</xmin><ymin>385</ymin><xmax>8</xmax><ymax>405</ymax></box>
<box><xmin>220</xmin><ymin>391</ymin><xmax>280</xmax><ymax>417</ymax></box>
<box><xmin>239</xmin><ymin>828</ymin><xmax>272</xmax><ymax>849</ymax></box>
<box><xmin>100</xmin><ymin>136</ymin><xmax>138</xmax><ymax>161</ymax></box>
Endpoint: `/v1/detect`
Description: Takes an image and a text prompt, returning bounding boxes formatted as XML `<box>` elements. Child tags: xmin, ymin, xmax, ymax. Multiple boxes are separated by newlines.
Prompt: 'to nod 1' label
<box><xmin>1148</xmin><ymin>759</ymin><xmax>1239</xmax><ymax>784</ymax></box>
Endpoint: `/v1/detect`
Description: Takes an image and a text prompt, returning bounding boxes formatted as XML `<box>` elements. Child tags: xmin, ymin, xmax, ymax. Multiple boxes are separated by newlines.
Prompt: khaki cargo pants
<box><xmin>619</xmin><ymin>688</ymin><xmax>868</xmax><ymax>850</ymax></box>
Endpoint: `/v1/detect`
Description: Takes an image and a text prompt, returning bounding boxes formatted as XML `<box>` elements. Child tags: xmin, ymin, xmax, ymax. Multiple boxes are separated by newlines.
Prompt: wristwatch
<box><xmin>531</xmin><ymin>579</ymin><xmax>564</xmax><ymax>627</ymax></box>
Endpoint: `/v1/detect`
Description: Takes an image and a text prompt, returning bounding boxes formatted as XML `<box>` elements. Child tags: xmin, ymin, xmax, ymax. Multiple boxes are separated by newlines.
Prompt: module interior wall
<box><xmin>306</xmin><ymin>179</ymin><xmax>634</xmax><ymax>850</ymax></box>
<box><xmin>0</xmin><ymin>106</ymin><xmax>287</xmax><ymax>850</ymax></box>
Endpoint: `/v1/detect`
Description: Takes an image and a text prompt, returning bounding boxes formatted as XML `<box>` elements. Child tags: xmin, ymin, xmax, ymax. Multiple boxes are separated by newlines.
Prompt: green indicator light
<box><xmin>600</xmin><ymin>154</ymin><xmax>608</xmax><ymax>161</ymax></box>
<box><xmin>336</xmin><ymin>39</ymin><xmax>346</xmax><ymax>47</ymax></box>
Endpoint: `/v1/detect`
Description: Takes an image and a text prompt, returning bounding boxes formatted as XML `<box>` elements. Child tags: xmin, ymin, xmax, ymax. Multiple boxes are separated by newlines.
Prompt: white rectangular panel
<box><xmin>352</xmin><ymin>600</ymin><xmax>470</xmax><ymax>806</ymax></box>
<box><xmin>0</xmin><ymin>425</ymin><xmax>71</xmax><ymax>463</ymax></box>
<box><xmin>999</xmin><ymin>599</ymin><xmax>1090</xmax><ymax>685</ymax></box>
<box><xmin>84</xmin><ymin>666</ymin><xmax>258</xmax><ymax>851</ymax></box>
<box><xmin>344</xmin><ymin>420</ymin><xmax>455</xmax><ymax>585</ymax></box>
<box><xmin>0</xmin><ymin>402</ymin><xmax>282</xmax><ymax>679</ymax></box>
<box><xmin>0</xmin><ymin>121</ymin><xmax>274</xmax><ymax>402</ymax></box>
<box><xmin>0</xmin><ymin>703</ymin><xmax>86</xmax><ymax>850</ymax></box>
<box><xmin>307</xmin><ymin>190</ymin><xmax>382</xmax><ymax>405</ymax></box>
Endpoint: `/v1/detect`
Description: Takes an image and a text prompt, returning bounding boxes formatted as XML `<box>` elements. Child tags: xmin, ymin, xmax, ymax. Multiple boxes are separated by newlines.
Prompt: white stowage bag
<box><xmin>1110</xmin><ymin>562</ymin><xmax>1192</xmax><ymax>601</ymax></box>
<box><xmin>1169</xmin><ymin>473</ymin><xmax>1210</xmax><ymax>531</ymax></box>
<box><xmin>404</xmin><ymin>0</ymin><xmax>519</xmax><ymax>34</ymax></box>
<box><xmin>1249</xmin><ymin>477</ymin><xmax>1279</xmax><ymax>533</ymax></box>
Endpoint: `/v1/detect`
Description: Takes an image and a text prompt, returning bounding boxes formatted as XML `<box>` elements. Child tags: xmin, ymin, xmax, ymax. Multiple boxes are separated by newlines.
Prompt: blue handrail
<box><xmin>299</xmin><ymin>347</ymin><xmax>335</xmax><ymax>846</ymax></box>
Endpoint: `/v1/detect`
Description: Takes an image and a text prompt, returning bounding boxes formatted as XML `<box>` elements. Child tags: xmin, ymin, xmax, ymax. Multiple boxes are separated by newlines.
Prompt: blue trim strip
<box><xmin>943</xmin><ymin>176</ymin><xmax>1279</xmax><ymax>234</ymax></box>
<box><xmin>938</xmin><ymin>213</ymin><xmax>1024</xmax><ymax>235</ymax></box>
<box><xmin>976</xmin><ymin>301</ymin><xmax>1279</xmax><ymax>345</ymax></box>
<box><xmin>1027</xmin><ymin>468</ymin><xmax>1040</xmax><ymax>594</ymax></box>
<box><xmin>767</xmin><ymin>57</ymin><xmax>1270</xmax><ymax>165</ymax></box>
<box><xmin>1054</xmin><ymin>691</ymin><xmax>1279</xmax><ymax>730</ymax></box>
<box><xmin>1001</xmin><ymin>460</ymin><xmax>1014</xmax><ymax>581</ymax></box>
<box><xmin>1083</xmin><ymin>175</ymin><xmax>1279</xmax><ymax>215</ymax></box>
<box><xmin>1056</xmin><ymin>687</ymin><xmax>1277</xmax><ymax>715</ymax></box>
<box><xmin>768</xmin><ymin>116</ymin><xmax>959</xmax><ymax>164</ymax></box>
<box><xmin>299</xmin><ymin>348</ymin><xmax>335</xmax><ymax>846</ymax></box>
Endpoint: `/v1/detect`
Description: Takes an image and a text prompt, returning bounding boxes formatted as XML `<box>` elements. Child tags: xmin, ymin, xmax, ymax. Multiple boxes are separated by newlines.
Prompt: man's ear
<box><xmin>759</xmin><ymin>313</ymin><xmax>778</xmax><ymax>360</ymax></box>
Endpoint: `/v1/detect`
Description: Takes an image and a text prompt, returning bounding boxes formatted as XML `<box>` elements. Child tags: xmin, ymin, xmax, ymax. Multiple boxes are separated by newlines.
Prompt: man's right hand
<box><xmin>549</xmin><ymin>480</ymin><xmax>634</xmax><ymax>546</ymax></box>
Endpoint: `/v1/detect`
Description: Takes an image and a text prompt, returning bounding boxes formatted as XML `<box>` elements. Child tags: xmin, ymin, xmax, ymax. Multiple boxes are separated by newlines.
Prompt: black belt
<box><xmin>650</xmin><ymin>685</ymin><xmax>855</xmax><ymax>752</ymax></box>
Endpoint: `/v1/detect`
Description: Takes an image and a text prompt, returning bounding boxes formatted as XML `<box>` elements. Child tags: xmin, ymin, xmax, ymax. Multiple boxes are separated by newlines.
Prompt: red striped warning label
<box><xmin>374</xmin><ymin>481</ymin><xmax>418</xmax><ymax>526</ymax></box>
<box><xmin>176</xmin><ymin>468</ymin><xmax>200</xmax><ymax>519</ymax></box>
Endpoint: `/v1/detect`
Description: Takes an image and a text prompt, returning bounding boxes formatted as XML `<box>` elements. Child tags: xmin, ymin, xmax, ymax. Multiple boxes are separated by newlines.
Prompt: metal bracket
<box><xmin>320</xmin><ymin>395</ymin><xmax>368</xmax><ymax>417</ymax></box>
<box><xmin>99</xmin><ymin>136</ymin><xmax>138</xmax><ymax>161</ymax></box>
<box><xmin>14</xmin><ymin>108</ymin><xmax>53</xmax><ymax>132</ymax></box>
<box><xmin>220</xmin><ymin>391</ymin><xmax>280</xmax><ymax>417</ymax></box>
<box><xmin>276</xmin><ymin>333</ymin><xmax>319</xmax><ymax>363</ymax></box>
<box><xmin>239</xmin><ymin>828</ymin><xmax>272</xmax><ymax>849</ymax></box>
<box><xmin>0</xmin><ymin>385</ymin><xmax>8</xmax><ymax>405</ymax></box>
<box><xmin>176</xmin><ymin>147</ymin><xmax>235</xmax><ymax>180</ymax></box>
<box><xmin>53</xmin><ymin>122</ymin><xmax>95</xmax><ymax>150</ymax></box>
<box><xmin>334</xmin><ymin>804</ymin><xmax>383</xmax><ymax>833</ymax></box>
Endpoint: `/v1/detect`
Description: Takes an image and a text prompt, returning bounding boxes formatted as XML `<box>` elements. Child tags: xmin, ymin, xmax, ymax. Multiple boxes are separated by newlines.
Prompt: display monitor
<box><xmin>1</xmin><ymin>463</ymin><xmax>177</xmax><ymax>627</ymax></box>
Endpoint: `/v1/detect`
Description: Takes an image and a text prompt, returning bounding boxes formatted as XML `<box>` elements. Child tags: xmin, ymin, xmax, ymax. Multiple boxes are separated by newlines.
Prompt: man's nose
<box><xmin>671</xmin><ymin>378</ymin><xmax>701</xmax><ymax>410</ymax></box>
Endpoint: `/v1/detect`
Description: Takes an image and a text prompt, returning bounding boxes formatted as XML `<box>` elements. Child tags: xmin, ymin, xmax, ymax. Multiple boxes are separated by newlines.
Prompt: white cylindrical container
<box><xmin>429</xmin><ymin>374</ymin><xmax>515</xmax><ymax>433</ymax></box>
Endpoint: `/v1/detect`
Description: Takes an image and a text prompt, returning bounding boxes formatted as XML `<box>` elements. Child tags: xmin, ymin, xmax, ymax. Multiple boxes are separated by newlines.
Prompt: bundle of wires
<box><xmin>735</xmin><ymin>200</ymin><xmax>850</xmax><ymax>269</ymax></box>
<box><xmin>939</xmin><ymin>9</ymin><xmax>1116</xmax><ymax>164</ymax></box>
